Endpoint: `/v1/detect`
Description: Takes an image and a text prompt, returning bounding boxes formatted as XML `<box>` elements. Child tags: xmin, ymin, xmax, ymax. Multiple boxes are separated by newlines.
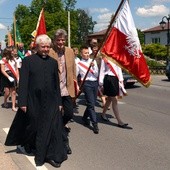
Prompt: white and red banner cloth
<box><xmin>101</xmin><ymin>0</ymin><xmax>151</xmax><ymax>87</ymax></box>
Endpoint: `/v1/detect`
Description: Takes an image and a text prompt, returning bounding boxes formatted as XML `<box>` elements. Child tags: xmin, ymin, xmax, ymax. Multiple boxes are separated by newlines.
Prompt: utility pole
<box><xmin>68</xmin><ymin>11</ymin><xmax>71</xmax><ymax>48</ymax></box>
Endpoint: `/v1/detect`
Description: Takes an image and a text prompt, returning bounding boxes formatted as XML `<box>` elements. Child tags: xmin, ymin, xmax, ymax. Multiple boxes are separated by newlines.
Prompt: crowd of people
<box><xmin>0</xmin><ymin>29</ymin><xmax>129</xmax><ymax>168</ymax></box>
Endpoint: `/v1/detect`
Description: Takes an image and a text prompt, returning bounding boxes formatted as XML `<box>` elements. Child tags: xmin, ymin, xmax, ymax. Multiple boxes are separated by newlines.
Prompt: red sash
<box><xmin>78</xmin><ymin>61</ymin><xmax>95</xmax><ymax>75</ymax></box>
<box><xmin>103</xmin><ymin>57</ymin><xmax>118</xmax><ymax>78</ymax></box>
<box><xmin>2</xmin><ymin>59</ymin><xmax>18</xmax><ymax>79</ymax></box>
<box><xmin>103</xmin><ymin>57</ymin><xmax>127</xmax><ymax>97</ymax></box>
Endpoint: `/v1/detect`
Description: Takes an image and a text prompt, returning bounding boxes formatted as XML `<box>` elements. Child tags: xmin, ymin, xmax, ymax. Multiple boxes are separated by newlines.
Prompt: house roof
<box><xmin>88</xmin><ymin>29</ymin><xmax>107</xmax><ymax>37</ymax></box>
<box><xmin>143</xmin><ymin>22</ymin><xmax>170</xmax><ymax>33</ymax></box>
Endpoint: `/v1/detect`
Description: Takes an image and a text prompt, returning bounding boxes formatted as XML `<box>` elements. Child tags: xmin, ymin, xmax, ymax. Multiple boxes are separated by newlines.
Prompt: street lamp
<box><xmin>159</xmin><ymin>14</ymin><xmax>170</xmax><ymax>64</ymax></box>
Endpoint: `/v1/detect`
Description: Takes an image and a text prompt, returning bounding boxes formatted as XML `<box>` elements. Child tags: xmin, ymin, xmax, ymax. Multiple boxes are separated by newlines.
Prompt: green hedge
<box><xmin>142</xmin><ymin>43</ymin><xmax>167</xmax><ymax>61</ymax></box>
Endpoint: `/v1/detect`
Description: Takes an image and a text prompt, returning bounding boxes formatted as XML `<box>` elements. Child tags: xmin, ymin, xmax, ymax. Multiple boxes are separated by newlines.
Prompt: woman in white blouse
<box><xmin>99</xmin><ymin>56</ymin><xmax>128</xmax><ymax>128</ymax></box>
<box><xmin>0</xmin><ymin>47</ymin><xmax>19</xmax><ymax>111</ymax></box>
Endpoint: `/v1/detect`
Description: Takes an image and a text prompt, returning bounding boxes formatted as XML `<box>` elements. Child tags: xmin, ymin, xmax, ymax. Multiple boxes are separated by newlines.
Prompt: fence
<box><xmin>149</xmin><ymin>66</ymin><xmax>166</xmax><ymax>75</ymax></box>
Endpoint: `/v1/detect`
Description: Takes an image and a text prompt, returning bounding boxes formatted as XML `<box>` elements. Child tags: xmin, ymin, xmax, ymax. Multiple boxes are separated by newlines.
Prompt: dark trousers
<box><xmin>62</xmin><ymin>96</ymin><xmax>73</xmax><ymax>126</ymax></box>
<box><xmin>83</xmin><ymin>81</ymin><xmax>98</xmax><ymax>123</ymax></box>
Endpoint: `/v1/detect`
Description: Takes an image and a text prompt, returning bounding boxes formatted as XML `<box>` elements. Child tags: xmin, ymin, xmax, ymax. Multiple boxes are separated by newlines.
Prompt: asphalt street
<box><xmin>0</xmin><ymin>75</ymin><xmax>170</xmax><ymax>170</ymax></box>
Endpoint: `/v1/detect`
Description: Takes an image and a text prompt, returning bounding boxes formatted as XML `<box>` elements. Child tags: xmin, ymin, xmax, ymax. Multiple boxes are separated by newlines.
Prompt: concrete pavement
<box><xmin>0</xmin><ymin>75</ymin><xmax>169</xmax><ymax>170</ymax></box>
<box><xmin>0</xmin><ymin>143</ymin><xmax>19</xmax><ymax>170</ymax></box>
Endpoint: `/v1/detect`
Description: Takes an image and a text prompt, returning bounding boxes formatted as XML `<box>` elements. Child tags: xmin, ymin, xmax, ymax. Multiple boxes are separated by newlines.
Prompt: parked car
<box><xmin>165</xmin><ymin>61</ymin><xmax>170</xmax><ymax>80</ymax></box>
<box><xmin>123</xmin><ymin>71</ymin><xmax>137</xmax><ymax>87</ymax></box>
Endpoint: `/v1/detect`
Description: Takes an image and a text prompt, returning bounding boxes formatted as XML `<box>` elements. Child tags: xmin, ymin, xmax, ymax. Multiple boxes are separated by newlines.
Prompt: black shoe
<box><xmin>101</xmin><ymin>115</ymin><xmax>109</xmax><ymax>121</ymax></box>
<box><xmin>24</xmin><ymin>144</ymin><xmax>32</xmax><ymax>154</ymax></box>
<box><xmin>118</xmin><ymin>123</ymin><xmax>128</xmax><ymax>128</ymax></box>
<box><xmin>82</xmin><ymin>117</ymin><xmax>90</xmax><ymax>126</ymax></box>
<box><xmin>46</xmin><ymin>160</ymin><xmax>61</xmax><ymax>168</ymax></box>
<box><xmin>65</xmin><ymin>126</ymin><xmax>71</xmax><ymax>133</ymax></box>
<box><xmin>92</xmin><ymin>123</ymin><xmax>99</xmax><ymax>134</ymax></box>
<box><xmin>66</xmin><ymin>143</ymin><xmax>72</xmax><ymax>154</ymax></box>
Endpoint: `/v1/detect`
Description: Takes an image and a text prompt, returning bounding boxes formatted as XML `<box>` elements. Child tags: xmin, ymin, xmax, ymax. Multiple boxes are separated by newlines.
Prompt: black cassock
<box><xmin>5</xmin><ymin>54</ymin><xmax>67</xmax><ymax>166</ymax></box>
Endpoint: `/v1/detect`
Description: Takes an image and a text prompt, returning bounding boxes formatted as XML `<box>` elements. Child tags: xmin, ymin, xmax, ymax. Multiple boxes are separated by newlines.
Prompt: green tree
<box><xmin>7</xmin><ymin>0</ymin><xmax>95</xmax><ymax>48</ymax></box>
<box><xmin>63</xmin><ymin>0</ymin><xmax>77</xmax><ymax>11</ymax></box>
<box><xmin>137</xmin><ymin>29</ymin><xmax>144</xmax><ymax>45</ymax></box>
<box><xmin>142</xmin><ymin>43</ymin><xmax>167</xmax><ymax>61</ymax></box>
<box><xmin>76</xmin><ymin>9</ymin><xmax>96</xmax><ymax>46</ymax></box>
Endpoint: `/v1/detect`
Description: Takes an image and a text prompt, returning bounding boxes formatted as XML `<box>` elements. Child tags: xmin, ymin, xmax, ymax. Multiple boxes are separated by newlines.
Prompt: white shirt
<box><xmin>75</xmin><ymin>56</ymin><xmax>80</xmax><ymax>64</ymax></box>
<box><xmin>0</xmin><ymin>58</ymin><xmax>17</xmax><ymax>72</ymax></box>
<box><xmin>77</xmin><ymin>58</ymin><xmax>98</xmax><ymax>81</ymax></box>
<box><xmin>99</xmin><ymin>58</ymin><xmax>123</xmax><ymax>86</ymax></box>
<box><xmin>15</xmin><ymin>57</ymin><xmax>22</xmax><ymax>69</ymax></box>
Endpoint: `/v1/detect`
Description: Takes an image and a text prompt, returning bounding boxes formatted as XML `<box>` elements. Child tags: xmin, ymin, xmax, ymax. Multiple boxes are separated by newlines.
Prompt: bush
<box><xmin>142</xmin><ymin>44</ymin><xmax>167</xmax><ymax>61</ymax></box>
<box><xmin>146</xmin><ymin>59</ymin><xmax>165</xmax><ymax>67</ymax></box>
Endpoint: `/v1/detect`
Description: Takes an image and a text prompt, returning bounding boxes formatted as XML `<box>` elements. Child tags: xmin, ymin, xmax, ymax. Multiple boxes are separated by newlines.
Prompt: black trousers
<box><xmin>62</xmin><ymin>96</ymin><xmax>73</xmax><ymax>126</ymax></box>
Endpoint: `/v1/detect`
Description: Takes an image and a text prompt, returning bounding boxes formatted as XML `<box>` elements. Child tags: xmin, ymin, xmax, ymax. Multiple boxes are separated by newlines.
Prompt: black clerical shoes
<box><xmin>66</xmin><ymin>143</ymin><xmax>72</xmax><ymax>154</ymax></box>
<box><xmin>46</xmin><ymin>160</ymin><xmax>61</xmax><ymax>168</ymax></box>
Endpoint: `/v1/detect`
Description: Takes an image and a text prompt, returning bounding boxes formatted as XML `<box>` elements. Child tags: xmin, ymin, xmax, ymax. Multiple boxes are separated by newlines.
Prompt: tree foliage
<box><xmin>7</xmin><ymin>0</ymin><xmax>96</xmax><ymax>48</ymax></box>
<box><xmin>62</xmin><ymin>0</ymin><xmax>76</xmax><ymax>11</ymax></box>
<box><xmin>142</xmin><ymin>43</ymin><xmax>167</xmax><ymax>61</ymax></box>
<box><xmin>137</xmin><ymin>29</ymin><xmax>144</xmax><ymax>45</ymax></box>
<box><xmin>76</xmin><ymin>9</ymin><xmax>96</xmax><ymax>46</ymax></box>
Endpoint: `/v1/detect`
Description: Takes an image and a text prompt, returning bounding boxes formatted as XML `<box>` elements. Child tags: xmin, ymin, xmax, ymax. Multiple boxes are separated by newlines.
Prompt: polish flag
<box><xmin>101</xmin><ymin>0</ymin><xmax>151</xmax><ymax>87</ymax></box>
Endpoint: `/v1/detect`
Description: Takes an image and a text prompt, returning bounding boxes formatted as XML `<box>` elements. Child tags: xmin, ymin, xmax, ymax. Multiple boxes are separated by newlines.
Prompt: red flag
<box><xmin>36</xmin><ymin>8</ymin><xmax>46</xmax><ymax>36</ymax></box>
<box><xmin>101</xmin><ymin>0</ymin><xmax>151</xmax><ymax>87</ymax></box>
<box><xmin>32</xmin><ymin>8</ymin><xmax>46</xmax><ymax>46</ymax></box>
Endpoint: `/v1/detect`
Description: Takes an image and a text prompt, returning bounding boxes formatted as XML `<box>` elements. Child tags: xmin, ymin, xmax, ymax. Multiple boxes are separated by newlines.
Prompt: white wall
<box><xmin>144</xmin><ymin>30</ymin><xmax>168</xmax><ymax>45</ymax></box>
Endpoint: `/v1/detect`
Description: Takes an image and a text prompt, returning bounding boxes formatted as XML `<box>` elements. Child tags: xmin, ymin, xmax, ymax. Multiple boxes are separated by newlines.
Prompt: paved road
<box><xmin>0</xmin><ymin>75</ymin><xmax>170</xmax><ymax>170</ymax></box>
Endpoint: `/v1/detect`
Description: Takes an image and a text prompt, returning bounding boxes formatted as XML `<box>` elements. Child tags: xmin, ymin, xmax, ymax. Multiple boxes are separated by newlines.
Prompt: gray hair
<box><xmin>35</xmin><ymin>34</ymin><xmax>51</xmax><ymax>45</ymax></box>
<box><xmin>53</xmin><ymin>29</ymin><xmax>67</xmax><ymax>40</ymax></box>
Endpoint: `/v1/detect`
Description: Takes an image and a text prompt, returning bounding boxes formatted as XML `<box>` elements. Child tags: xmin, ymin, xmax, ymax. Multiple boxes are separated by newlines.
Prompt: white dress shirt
<box><xmin>77</xmin><ymin>58</ymin><xmax>98</xmax><ymax>81</ymax></box>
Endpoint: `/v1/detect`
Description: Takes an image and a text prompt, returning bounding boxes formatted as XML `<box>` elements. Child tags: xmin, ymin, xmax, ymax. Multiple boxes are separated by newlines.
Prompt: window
<box><xmin>152</xmin><ymin>38</ymin><xmax>160</xmax><ymax>44</ymax></box>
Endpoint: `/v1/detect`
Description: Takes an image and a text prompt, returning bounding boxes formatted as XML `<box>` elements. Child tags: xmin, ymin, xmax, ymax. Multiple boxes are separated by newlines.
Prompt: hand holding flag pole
<box><xmin>75</xmin><ymin>0</ymin><xmax>126</xmax><ymax>99</ymax></box>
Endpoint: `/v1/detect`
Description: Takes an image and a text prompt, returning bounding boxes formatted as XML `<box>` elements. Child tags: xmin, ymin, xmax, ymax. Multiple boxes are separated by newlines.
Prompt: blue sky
<box><xmin>0</xmin><ymin>0</ymin><xmax>170</xmax><ymax>47</ymax></box>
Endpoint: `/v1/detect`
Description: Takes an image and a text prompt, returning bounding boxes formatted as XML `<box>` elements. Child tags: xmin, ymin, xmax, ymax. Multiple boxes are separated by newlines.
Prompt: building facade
<box><xmin>143</xmin><ymin>22</ymin><xmax>169</xmax><ymax>45</ymax></box>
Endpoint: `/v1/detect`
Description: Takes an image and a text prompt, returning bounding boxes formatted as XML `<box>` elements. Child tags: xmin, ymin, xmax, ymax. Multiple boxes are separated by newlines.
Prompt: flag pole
<box><xmin>75</xmin><ymin>0</ymin><xmax>126</xmax><ymax>99</ymax></box>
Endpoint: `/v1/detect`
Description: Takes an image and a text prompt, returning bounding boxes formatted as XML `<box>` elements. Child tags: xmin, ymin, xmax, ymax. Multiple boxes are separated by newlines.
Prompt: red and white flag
<box><xmin>101</xmin><ymin>0</ymin><xmax>151</xmax><ymax>87</ymax></box>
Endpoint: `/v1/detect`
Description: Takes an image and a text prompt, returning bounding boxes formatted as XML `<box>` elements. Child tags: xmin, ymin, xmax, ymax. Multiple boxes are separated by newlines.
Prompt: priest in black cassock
<box><xmin>5</xmin><ymin>34</ymin><xmax>67</xmax><ymax>168</ymax></box>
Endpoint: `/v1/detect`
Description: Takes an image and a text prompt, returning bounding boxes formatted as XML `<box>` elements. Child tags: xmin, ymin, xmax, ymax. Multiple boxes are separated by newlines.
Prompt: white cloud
<box><xmin>136</xmin><ymin>5</ymin><xmax>169</xmax><ymax>17</ymax></box>
<box><xmin>94</xmin><ymin>12</ymin><xmax>112</xmax><ymax>31</ymax></box>
<box><xmin>0</xmin><ymin>23</ymin><xmax>7</xmax><ymax>30</ymax></box>
<box><xmin>89</xmin><ymin>8</ymin><xmax>110</xmax><ymax>14</ymax></box>
<box><xmin>97</xmin><ymin>12</ymin><xmax>112</xmax><ymax>20</ymax></box>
